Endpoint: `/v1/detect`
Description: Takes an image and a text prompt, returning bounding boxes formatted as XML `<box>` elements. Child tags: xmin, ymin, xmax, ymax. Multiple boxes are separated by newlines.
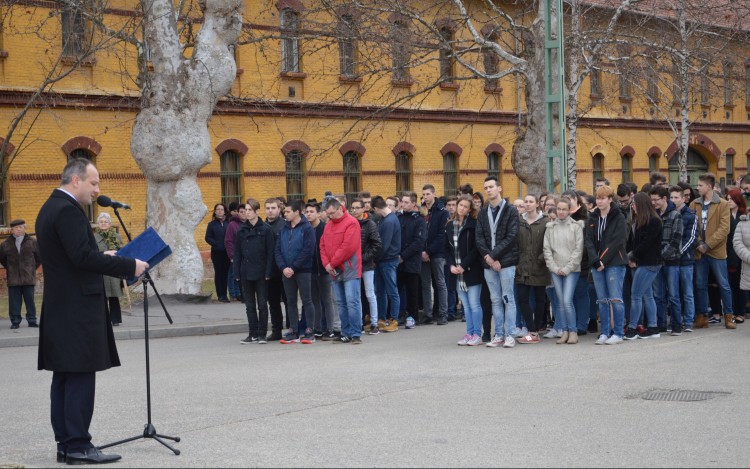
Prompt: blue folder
<box><xmin>115</xmin><ymin>227</ymin><xmax>173</xmax><ymax>285</ymax></box>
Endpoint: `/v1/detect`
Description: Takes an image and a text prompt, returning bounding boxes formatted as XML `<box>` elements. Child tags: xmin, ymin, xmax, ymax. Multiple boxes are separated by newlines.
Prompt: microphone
<box><xmin>97</xmin><ymin>195</ymin><xmax>131</xmax><ymax>210</ymax></box>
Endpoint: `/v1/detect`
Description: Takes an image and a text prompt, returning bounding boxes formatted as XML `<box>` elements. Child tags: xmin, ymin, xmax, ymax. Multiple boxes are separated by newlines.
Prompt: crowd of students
<box><xmin>204</xmin><ymin>171</ymin><xmax>750</xmax><ymax>346</ymax></box>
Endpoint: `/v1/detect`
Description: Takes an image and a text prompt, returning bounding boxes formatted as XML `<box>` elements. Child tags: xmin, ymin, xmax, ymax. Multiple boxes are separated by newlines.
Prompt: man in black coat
<box><xmin>475</xmin><ymin>176</ymin><xmax>520</xmax><ymax>347</ymax></box>
<box><xmin>36</xmin><ymin>158</ymin><xmax>148</xmax><ymax>465</ymax></box>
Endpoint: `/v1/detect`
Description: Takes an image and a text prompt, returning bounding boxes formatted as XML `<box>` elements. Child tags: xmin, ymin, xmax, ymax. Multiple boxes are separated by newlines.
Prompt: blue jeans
<box><xmin>695</xmin><ymin>255</ymin><xmax>733</xmax><ymax>316</ymax></box>
<box><xmin>591</xmin><ymin>265</ymin><xmax>626</xmax><ymax>337</ymax></box>
<box><xmin>333</xmin><ymin>279</ymin><xmax>363</xmax><ymax>338</ymax></box>
<box><xmin>457</xmin><ymin>283</ymin><xmax>482</xmax><ymax>336</ymax></box>
<box><xmin>654</xmin><ymin>265</ymin><xmax>681</xmax><ymax>328</ymax></box>
<box><xmin>679</xmin><ymin>265</ymin><xmax>696</xmax><ymax>327</ymax></box>
<box><xmin>551</xmin><ymin>273</ymin><xmax>578</xmax><ymax>332</ymax></box>
<box><xmin>362</xmin><ymin>270</ymin><xmax>378</xmax><ymax>325</ymax></box>
<box><xmin>374</xmin><ymin>260</ymin><xmax>399</xmax><ymax>321</ymax></box>
<box><xmin>628</xmin><ymin>266</ymin><xmax>660</xmax><ymax>329</ymax></box>
<box><xmin>574</xmin><ymin>276</ymin><xmax>590</xmax><ymax>331</ymax></box>
<box><xmin>484</xmin><ymin>267</ymin><xmax>517</xmax><ymax>337</ymax></box>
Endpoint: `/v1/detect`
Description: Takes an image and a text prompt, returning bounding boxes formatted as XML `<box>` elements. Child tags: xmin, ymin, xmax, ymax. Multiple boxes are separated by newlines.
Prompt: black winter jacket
<box><xmin>586</xmin><ymin>202</ymin><xmax>629</xmax><ymax>269</ymax></box>
<box><xmin>205</xmin><ymin>218</ymin><xmax>229</xmax><ymax>252</ymax></box>
<box><xmin>475</xmin><ymin>199</ymin><xmax>520</xmax><ymax>269</ymax></box>
<box><xmin>728</xmin><ymin>212</ymin><xmax>742</xmax><ymax>270</ymax></box>
<box><xmin>233</xmin><ymin>219</ymin><xmax>276</xmax><ymax>281</ymax></box>
<box><xmin>266</xmin><ymin>216</ymin><xmax>286</xmax><ymax>277</ymax></box>
<box><xmin>311</xmin><ymin>220</ymin><xmax>327</xmax><ymax>275</ymax></box>
<box><xmin>358</xmin><ymin>214</ymin><xmax>382</xmax><ymax>272</ymax></box>
<box><xmin>399</xmin><ymin>210</ymin><xmax>427</xmax><ymax>274</ymax></box>
<box><xmin>444</xmin><ymin>217</ymin><xmax>483</xmax><ymax>290</ymax></box>
<box><xmin>627</xmin><ymin>215</ymin><xmax>664</xmax><ymax>267</ymax></box>
<box><xmin>424</xmin><ymin>199</ymin><xmax>449</xmax><ymax>258</ymax></box>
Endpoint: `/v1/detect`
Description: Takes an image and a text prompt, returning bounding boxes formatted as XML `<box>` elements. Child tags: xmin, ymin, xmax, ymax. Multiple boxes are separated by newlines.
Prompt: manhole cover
<box><xmin>641</xmin><ymin>390</ymin><xmax>728</xmax><ymax>402</ymax></box>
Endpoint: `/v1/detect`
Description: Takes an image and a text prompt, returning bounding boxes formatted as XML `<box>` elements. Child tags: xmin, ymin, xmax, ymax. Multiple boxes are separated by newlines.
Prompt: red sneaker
<box><xmin>636</xmin><ymin>324</ymin><xmax>646</xmax><ymax>335</ymax></box>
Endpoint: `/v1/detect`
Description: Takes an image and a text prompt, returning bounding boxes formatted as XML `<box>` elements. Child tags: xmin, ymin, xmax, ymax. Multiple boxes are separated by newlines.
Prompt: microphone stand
<box><xmin>98</xmin><ymin>207</ymin><xmax>181</xmax><ymax>456</ymax></box>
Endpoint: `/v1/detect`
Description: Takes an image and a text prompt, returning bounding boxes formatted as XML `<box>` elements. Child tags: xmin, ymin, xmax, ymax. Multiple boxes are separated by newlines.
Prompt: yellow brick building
<box><xmin>0</xmin><ymin>0</ymin><xmax>749</xmax><ymax>252</ymax></box>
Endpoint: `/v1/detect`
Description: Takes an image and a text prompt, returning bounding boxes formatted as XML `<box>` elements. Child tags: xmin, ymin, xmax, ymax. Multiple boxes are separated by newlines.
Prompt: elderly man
<box><xmin>0</xmin><ymin>219</ymin><xmax>41</xmax><ymax>329</ymax></box>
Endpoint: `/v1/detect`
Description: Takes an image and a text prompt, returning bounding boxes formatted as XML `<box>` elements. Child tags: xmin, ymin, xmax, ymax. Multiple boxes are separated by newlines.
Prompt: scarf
<box><xmin>95</xmin><ymin>228</ymin><xmax>123</xmax><ymax>250</ymax></box>
<box><xmin>453</xmin><ymin>217</ymin><xmax>468</xmax><ymax>291</ymax></box>
<box><xmin>487</xmin><ymin>199</ymin><xmax>505</xmax><ymax>250</ymax></box>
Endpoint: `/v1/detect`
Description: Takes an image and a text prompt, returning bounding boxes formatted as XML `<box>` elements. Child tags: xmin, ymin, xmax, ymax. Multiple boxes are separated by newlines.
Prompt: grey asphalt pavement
<box><xmin>1</xmin><ymin>322</ymin><xmax>749</xmax><ymax>467</ymax></box>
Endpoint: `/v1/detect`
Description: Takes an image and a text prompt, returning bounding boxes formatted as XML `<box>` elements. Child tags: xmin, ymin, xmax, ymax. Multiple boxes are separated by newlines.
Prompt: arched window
<box><xmin>220</xmin><ymin>150</ymin><xmax>243</xmax><ymax>207</ymax></box>
<box><xmin>443</xmin><ymin>152</ymin><xmax>459</xmax><ymax>196</ymax></box>
<box><xmin>343</xmin><ymin>150</ymin><xmax>361</xmax><ymax>206</ymax></box>
<box><xmin>592</xmin><ymin>153</ymin><xmax>604</xmax><ymax>191</ymax></box>
<box><xmin>281</xmin><ymin>8</ymin><xmax>300</xmax><ymax>73</ymax></box>
<box><xmin>439</xmin><ymin>27</ymin><xmax>455</xmax><ymax>83</ymax></box>
<box><xmin>285</xmin><ymin>150</ymin><xmax>305</xmax><ymax>202</ymax></box>
<box><xmin>68</xmin><ymin>149</ymin><xmax>96</xmax><ymax>223</ymax></box>
<box><xmin>395</xmin><ymin>151</ymin><xmax>411</xmax><ymax>197</ymax></box>
<box><xmin>487</xmin><ymin>152</ymin><xmax>500</xmax><ymax>180</ymax></box>
<box><xmin>649</xmin><ymin>154</ymin><xmax>659</xmax><ymax>173</ymax></box>
<box><xmin>621</xmin><ymin>154</ymin><xmax>632</xmax><ymax>183</ymax></box>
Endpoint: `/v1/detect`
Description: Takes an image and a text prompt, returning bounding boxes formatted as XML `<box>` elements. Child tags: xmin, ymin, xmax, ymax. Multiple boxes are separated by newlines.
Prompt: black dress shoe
<box><xmin>577</xmin><ymin>329</ymin><xmax>588</xmax><ymax>336</ymax></box>
<box><xmin>419</xmin><ymin>316</ymin><xmax>434</xmax><ymax>325</ymax></box>
<box><xmin>10</xmin><ymin>324</ymin><xmax>19</xmax><ymax>330</ymax></box>
<box><xmin>66</xmin><ymin>448</ymin><xmax>121</xmax><ymax>465</ymax></box>
<box><xmin>436</xmin><ymin>316</ymin><xmax>448</xmax><ymax>325</ymax></box>
<box><xmin>29</xmin><ymin>322</ymin><xmax>39</xmax><ymax>328</ymax></box>
<box><xmin>267</xmin><ymin>330</ymin><xmax>283</xmax><ymax>341</ymax></box>
<box><xmin>57</xmin><ymin>451</ymin><xmax>66</xmax><ymax>463</ymax></box>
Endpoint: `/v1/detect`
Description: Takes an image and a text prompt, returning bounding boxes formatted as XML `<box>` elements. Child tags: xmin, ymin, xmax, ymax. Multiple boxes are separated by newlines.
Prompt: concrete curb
<box><xmin>0</xmin><ymin>323</ymin><xmax>248</xmax><ymax>348</ymax></box>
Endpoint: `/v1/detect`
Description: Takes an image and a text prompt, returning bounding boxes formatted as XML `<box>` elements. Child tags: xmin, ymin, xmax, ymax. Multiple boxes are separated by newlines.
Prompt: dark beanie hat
<box><xmin>228</xmin><ymin>201</ymin><xmax>239</xmax><ymax>212</ymax></box>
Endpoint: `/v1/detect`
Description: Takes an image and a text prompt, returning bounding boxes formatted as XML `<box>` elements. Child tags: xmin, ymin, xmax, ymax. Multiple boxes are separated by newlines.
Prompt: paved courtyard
<box><xmin>1</xmin><ymin>319</ymin><xmax>749</xmax><ymax>467</ymax></box>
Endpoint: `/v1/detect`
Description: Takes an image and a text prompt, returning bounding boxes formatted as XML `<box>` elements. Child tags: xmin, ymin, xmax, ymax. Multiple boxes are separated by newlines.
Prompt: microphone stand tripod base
<box><xmin>98</xmin><ymin>424</ymin><xmax>181</xmax><ymax>455</ymax></box>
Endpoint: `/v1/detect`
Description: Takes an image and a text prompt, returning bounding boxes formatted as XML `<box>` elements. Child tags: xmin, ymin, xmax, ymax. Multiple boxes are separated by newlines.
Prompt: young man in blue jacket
<box><xmin>420</xmin><ymin>185</ymin><xmax>450</xmax><ymax>325</ymax></box>
<box><xmin>275</xmin><ymin>199</ymin><xmax>317</xmax><ymax>344</ymax></box>
<box><xmin>372</xmin><ymin>195</ymin><xmax>402</xmax><ymax>331</ymax></box>
<box><xmin>670</xmin><ymin>185</ymin><xmax>698</xmax><ymax>332</ymax></box>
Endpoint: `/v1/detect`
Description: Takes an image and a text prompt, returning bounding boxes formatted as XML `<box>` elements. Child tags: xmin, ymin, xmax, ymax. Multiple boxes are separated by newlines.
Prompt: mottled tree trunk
<box><xmin>511</xmin><ymin>8</ymin><xmax>558</xmax><ymax>196</ymax></box>
<box><xmin>130</xmin><ymin>0</ymin><xmax>242</xmax><ymax>294</ymax></box>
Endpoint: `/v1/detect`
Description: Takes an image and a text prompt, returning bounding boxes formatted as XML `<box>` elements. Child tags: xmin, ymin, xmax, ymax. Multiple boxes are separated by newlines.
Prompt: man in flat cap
<box><xmin>0</xmin><ymin>219</ymin><xmax>41</xmax><ymax>329</ymax></box>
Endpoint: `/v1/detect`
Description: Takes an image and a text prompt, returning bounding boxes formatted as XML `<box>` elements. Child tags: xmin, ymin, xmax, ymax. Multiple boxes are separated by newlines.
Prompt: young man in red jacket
<box><xmin>320</xmin><ymin>198</ymin><xmax>363</xmax><ymax>344</ymax></box>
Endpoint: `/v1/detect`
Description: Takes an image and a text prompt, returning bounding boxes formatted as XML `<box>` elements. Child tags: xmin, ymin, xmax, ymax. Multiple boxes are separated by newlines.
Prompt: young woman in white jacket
<box><xmin>543</xmin><ymin>198</ymin><xmax>586</xmax><ymax>344</ymax></box>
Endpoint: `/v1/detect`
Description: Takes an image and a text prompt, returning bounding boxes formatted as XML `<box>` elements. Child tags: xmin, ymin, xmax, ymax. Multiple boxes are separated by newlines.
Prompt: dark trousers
<box><xmin>517</xmin><ymin>284</ymin><xmax>546</xmax><ymax>333</ymax></box>
<box><xmin>397</xmin><ymin>271</ymin><xmax>420</xmax><ymax>319</ymax></box>
<box><xmin>51</xmin><ymin>372</ymin><xmax>96</xmax><ymax>454</ymax></box>
<box><xmin>242</xmin><ymin>278</ymin><xmax>268</xmax><ymax>337</ymax></box>
<box><xmin>282</xmin><ymin>273</ymin><xmax>315</xmax><ymax>334</ymax></box>
<box><xmin>267</xmin><ymin>275</ymin><xmax>288</xmax><ymax>332</ymax></box>
<box><xmin>729</xmin><ymin>270</ymin><xmax>747</xmax><ymax>317</ymax></box>
<box><xmin>8</xmin><ymin>285</ymin><xmax>36</xmax><ymax>325</ymax></box>
<box><xmin>108</xmin><ymin>297</ymin><xmax>122</xmax><ymax>325</ymax></box>
<box><xmin>211</xmin><ymin>251</ymin><xmax>231</xmax><ymax>300</ymax></box>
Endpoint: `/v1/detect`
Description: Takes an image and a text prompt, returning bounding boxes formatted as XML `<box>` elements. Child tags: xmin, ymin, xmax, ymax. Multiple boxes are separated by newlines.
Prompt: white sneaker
<box><xmin>468</xmin><ymin>334</ymin><xmax>483</xmax><ymax>346</ymax></box>
<box><xmin>486</xmin><ymin>334</ymin><xmax>505</xmax><ymax>347</ymax></box>
<box><xmin>544</xmin><ymin>329</ymin><xmax>558</xmax><ymax>339</ymax></box>
<box><xmin>595</xmin><ymin>334</ymin><xmax>608</xmax><ymax>345</ymax></box>
<box><xmin>458</xmin><ymin>334</ymin><xmax>471</xmax><ymax>346</ymax></box>
<box><xmin>605</xmin><ymin>335</ymin><xmax>623</xmax><ymax>345</ymax></box>
<box><xmin>514</xmin><ymin>327</ymin><xmax>528</xmax><ymax>339</ymax></box>
<box><xmin>503</xmin><ymin>335</ymin><xmax>516</xmax><ymax>348</ymax></box>
<box><xmin>556</xmin><ymin>330</ymin><xmax>564</xmax><ymax>338</ymax></box>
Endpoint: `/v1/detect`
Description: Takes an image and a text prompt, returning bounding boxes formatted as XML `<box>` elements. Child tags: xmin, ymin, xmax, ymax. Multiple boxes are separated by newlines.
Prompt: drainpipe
<box><xmin>515</xmin><ymin>32</ymin><xmax>523</xmax><ymax>198</ymax></box>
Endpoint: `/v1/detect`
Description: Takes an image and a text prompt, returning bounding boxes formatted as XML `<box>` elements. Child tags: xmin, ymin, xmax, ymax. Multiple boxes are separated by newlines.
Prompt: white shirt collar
<box><xmin>56</xmin><ymin>188</ymin><xmax>78</xmax><ymax>203</ymax></box>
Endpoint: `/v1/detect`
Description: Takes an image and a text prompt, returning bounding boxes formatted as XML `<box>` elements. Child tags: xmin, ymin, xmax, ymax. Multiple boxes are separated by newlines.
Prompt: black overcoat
<box><xmin>36</xmin><ymin>190</ymin><xmax>136</xmax><ymax>372</ymax></box>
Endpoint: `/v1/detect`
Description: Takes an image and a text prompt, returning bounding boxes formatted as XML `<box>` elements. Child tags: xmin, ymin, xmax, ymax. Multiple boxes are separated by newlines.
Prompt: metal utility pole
<box><xmin>544</xmin><ymin>0</ymin><xmax>567</xmax><ymax>192</ymax></box>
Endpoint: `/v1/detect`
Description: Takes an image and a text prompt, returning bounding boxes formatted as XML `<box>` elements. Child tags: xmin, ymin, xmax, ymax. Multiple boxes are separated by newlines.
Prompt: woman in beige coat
<box><xmin>543</xmin><ymin>198</ymin><xmax>585</xmax><ymax>344</ymax></box>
